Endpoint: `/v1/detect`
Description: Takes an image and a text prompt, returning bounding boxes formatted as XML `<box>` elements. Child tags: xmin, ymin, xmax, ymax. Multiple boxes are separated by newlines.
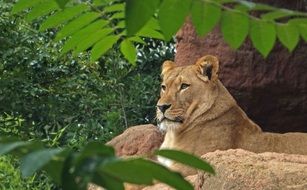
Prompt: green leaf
<box><xmin>156</xmin><ymin>149</ymin><xmax>215</xmax><ymax>174</ymax></box>
<box><xmin>236</xmin><ymin>1</ymin><xmax>275</xmax><ymax>11</ymax></box>
<box><xmin>93</xmin><ymin>0</ymin><xmax>114</xmax><ymax>6</ymax></box>
<box><xmin>90</xmin><ymin>35</ymin><xmax>120</xmax><ymax>61</ymax></box>
<box><xmin>93</xmin><ymin>171</ymin><xmax>124</xmax><ymax>190</ymax></box>
<box><xmin>158</xmin><ymin>0</ymin><xmax>192</xmax><ymax>41</ymax></box>
<box><xmin>236</xmin><ymin>0</ymin><xmax>276</xmax><ymax>11</ymax></box>
<box><xmin>74</xmin><ymin>28</ymin><xmax>113</xmax><ymax>55</ymax></box>
<box><xmin>234</xmin><ymin>4</ymin><xmax>250</xmax><ymax>12</ymax></box>
<box><xmin>43</xmin><ymin>149</ymin><xmax>70</xmax><ymax>184</ymax></box>
<box><xmin>221</xmin><ymin>10</ymin><xmax>249</xmax><ymax>49</ymax></box>
<box><xmin>250</xmin><ymin>19</ymin><xmax>276</xmax><ymax>57</ymax></box>
<box><xmin>218</xmin><ymin>0</ymin><xmax>236</xmax><ymax>3</ymax></box>
<box><xmin>137</xmin><ymin>28</ymin><xmax>164</xmax><ymax>40</ymax></box>
<box><xmin>117</xmin><ymin>20</ymin><xmax>125</xmax><ymax>28</ymax></box>
<box><xmin>104</xmin><ymin>3</ymin><xmax>125</xmax><ymax>13</ymax></box>
<box><xmin>191</xmin><ymin>1</ymin><xmax>221</xmax><ymax>36</ymax></box>
<box><xmin>40</xmin><ymin>4</ymin><xmax>89</xmax><ymax>31</ymax></box>
<box><xmin>136</xmin><ymin>18</ymin><xmax>163</xmax><ymax>39</ymax></box>
<box><xmin>21</xmin><ymin>148</ymin><xmax>64</xmax><ymax>177</ymax></box>
<box><xmin>43</xmin><ymin>160</ymin><xmax>65</xmax><ymax>184</ymax></box>
<box><xmin>61</xmin><ymin>19</ymin><xmax>108</xmax><ymax>54</ymax></box>
<box><xmin>299</xmin><ymin>25</ymin><xmax>307</xmax><ymax>41</ymax></box>
<box><xmin>101</xmin><ymin>159</ymin><xmax>155</xmax><ymax>184</ymax></box>
<box><xmin>236</xmin><ymin>1</ymin><xmax>256</xmax><ymax>10</ymax></box>
<box><xmin>74</xmin><ymin>142</ymin><xmax>115</xmax><ymax>167</ymax></box>
<box><xmin>0</xmin><ymin>141</ymin><xmax>31</xmax><ymax>155</ymax></box>
<box><xmin>120</xmin><ymin>39</ymin><xmax>137</xmax><ymax>64</ymax></box>
<box><xmin>82</xmin><ymin>142</ymin><xmax>115</xmax><ymax>157</ymax></box>
<box><xmin>0</xmin><ymin>140</ymin><xmax>43</xmax><ymax>157</ymax></box>
<box><xmin>55</xmin><ymin>0</ymin><xmax>70</xmax><ymax>9</ymax></box>
<box><xmin>144</xmin><ymin>18</ymin><xmax>161</xmax><ymax>30</ymax></box>
<box><xmin>261</xmin><ymin>9</ymin><xmax>294</xmax><ymax>20</ymax></box>
<box><xmin>61</xmin><ymin>154</ymin><xmax>79</xmax><ymax>190</ymax></box>
<box><xmin>25</xmin><ymin>0</ymin><xmax>59</xmax><ymax>21</ymax></box>
<box><xmin>289</xmin><ymin>18</ymin><xmax>307</xmax><ymax>41</ymax></box>
<box><xmin>276</xmin><ymin>22</ymin><xmax>300</xmax><ymax>52</ymax></box>
<box><xmin>110</xmin><ymin>12</ymin><xmax>125</xmax><ymax>20</ymax></box>
<box><xmin>72</xmin><ymin>157</ymin><xmax>103</xmax><ymax>189</ymax></box>
<box><xmin>101</xmin><ymin>158</ymin><xmax>193</xmax><ymax>190</ymax></box>
<box><xmin>12</xmin><ymin>0</ymin><xmax>44</xmax><ymax>14</ymax></box>
<box><xmin>128</xmin><ymin>36</ymin><xmax>145</xmax><ymax>44</ymax></box>
<box><xmin>55</xmin><ymin>12</ymin><xmax>100</xmax><ymax>41</ymax></box>
<box><xmin>125</xmin><ymin>0</ymin><xmax>160</xmax><ymax>36</ymax></box>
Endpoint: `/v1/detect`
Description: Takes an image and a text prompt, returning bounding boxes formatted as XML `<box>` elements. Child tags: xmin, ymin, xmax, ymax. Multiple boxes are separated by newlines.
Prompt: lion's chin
<box><xmin>158</xmin><ymin>119</ymin><xmax>182</xmax><ymax>131</ymax></box>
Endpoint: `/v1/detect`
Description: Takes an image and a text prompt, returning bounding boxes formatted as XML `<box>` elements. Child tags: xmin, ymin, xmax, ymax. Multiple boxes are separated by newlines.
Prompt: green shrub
<box><xmin>0</xmin><ymin>156</ymin><xmax>23</xmax><ymax>190</ymax></box>
<box><xmin>0</xmin><ymin>156</ymin><xmax>52</xmax><ymax>190</ymax></box>
<box><xmin>0</xmin><ymin>0</ymin><xmax>174</xmax><ymax>147</ymax></box>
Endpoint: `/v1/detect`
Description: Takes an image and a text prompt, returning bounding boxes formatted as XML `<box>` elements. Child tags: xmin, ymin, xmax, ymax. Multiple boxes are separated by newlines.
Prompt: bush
<box><xmin>0</xmin><ymin>156</ymin><xmax>52</xmax><ymax>190</ymax></box>
<box><xmin>0</xmin><ymin>0</ymin><xmax>174</xmax><ymax>146</ymax></box>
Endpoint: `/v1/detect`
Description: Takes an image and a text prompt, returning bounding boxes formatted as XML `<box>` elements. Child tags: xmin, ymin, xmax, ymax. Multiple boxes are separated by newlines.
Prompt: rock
<box><xmin>142</xmin><ymin>184</ymin><xmax>172</xmax><ymax>190</ymax></box>
<box><xmin>175</xmin><ymin>20</ymin><xmax>307</xmax><ymax>133</ymax></box>
<box><xmin>143</xmin><ymin>149</ymin><xmax>307</xmax><ymax>190</ymax></box>
<box><xmin>107</xmin><ymin>124</ymin><xmax>164</xmax><ymax>157</ymax></box>
<box><xmin>88</xmin><ymin>184</ymin><xmax>103</xmax><ymax>190</ymax></box>
<box><xmin>197</xmin><ymin>149</ymin><xmax>307</xmax><ymax>190</ymax></box>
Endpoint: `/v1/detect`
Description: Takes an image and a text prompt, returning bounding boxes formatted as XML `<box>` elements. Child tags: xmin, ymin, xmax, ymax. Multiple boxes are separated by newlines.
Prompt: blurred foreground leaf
<box><xmin>21</xmin><ymin>148</ymin><xmax>64</xmax><ymax>177</ymax></box>
<box><xmin>156</xmin><ymin>149</ymin><xmax>215</xmax><ymax>174</ymax></box>
<box><xmin>101</xmin><ymin>158</ymin><xmax>194</xmax><ymax>190</ymax></box>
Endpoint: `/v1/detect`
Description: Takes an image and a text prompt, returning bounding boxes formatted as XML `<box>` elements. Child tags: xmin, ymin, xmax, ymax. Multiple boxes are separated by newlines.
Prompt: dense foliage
<box><xmin>0</xmin><ymin>156</ymin><xmax>53</xmax><ymax>190</ymax></box>
<box><xmin>0</xmin><ymin>0</ymin><xmax>174</xmax><ymax>144</ymax></box>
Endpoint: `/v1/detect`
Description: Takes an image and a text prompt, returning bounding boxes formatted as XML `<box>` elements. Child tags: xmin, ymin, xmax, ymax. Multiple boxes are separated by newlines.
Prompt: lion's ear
<box><xmin>195</xmin><ymin>55</ymin><xmax>219</xmax><ymax>81</ymax></box>
<box><xmin>161</xmin><ymin>60</ymin><xmax>175</xmax><ymax>76</ymax></box>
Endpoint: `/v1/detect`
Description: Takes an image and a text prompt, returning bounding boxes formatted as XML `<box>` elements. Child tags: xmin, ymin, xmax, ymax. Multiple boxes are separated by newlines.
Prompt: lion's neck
<box><xmin>183</xmin><ymin>81</ymin><xmax>238</xmax><ymax>129</ymax></box>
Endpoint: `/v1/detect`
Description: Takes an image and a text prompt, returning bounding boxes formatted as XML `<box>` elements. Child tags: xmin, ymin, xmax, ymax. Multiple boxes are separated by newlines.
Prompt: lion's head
<box><xmin>156</xmin><ymin>55</ymin><xmax>220</xmax><ymax>131</ymax></box>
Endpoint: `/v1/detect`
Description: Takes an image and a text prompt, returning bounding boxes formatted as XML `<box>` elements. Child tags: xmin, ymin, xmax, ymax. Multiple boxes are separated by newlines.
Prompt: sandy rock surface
<box><xmin>144</xmin><ymin>149</ymin><xmax>307</xmax><ymax>190</ymax></box>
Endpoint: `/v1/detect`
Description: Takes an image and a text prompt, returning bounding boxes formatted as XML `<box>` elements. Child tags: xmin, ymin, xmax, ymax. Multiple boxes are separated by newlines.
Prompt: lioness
<box><xmin>157</xmin><ymin>55</ymin><xmax>307</xmax><ymax>176</ymax></box>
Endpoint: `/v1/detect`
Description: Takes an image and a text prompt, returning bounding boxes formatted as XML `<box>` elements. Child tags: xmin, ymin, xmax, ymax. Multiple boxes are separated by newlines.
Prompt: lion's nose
<box><xmin>157</xmin><ymin>104</ymin><xmax>171</xmax><ymax>114</ymax></box>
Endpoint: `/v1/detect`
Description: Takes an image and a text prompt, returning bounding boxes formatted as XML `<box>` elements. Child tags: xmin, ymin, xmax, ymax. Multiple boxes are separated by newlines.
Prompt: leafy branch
<box><xmin>12</xmin><ymin>0</ymin><xmax>307</xmax><ymax>63</ymax></box>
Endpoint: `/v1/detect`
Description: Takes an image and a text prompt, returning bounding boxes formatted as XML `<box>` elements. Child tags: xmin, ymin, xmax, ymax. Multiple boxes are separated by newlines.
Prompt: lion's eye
<box><xmin>180</xmin><ymin>83</ymin><xmax>190</xmax><ymax>90</ymax></box>
<box><xmin>161</xmin><ymin>85</ymin><xmax>166</xmax><ymax>91</ymax></box>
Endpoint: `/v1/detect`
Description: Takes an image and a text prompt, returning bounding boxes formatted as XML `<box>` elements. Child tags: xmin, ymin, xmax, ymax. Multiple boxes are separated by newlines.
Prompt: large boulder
<box><xmin>175</xmin><ymin>21</ymin><xmax>307</xmax><ymax>133</ymax></box>
<box><xmin>107</xmin><ymin>124</ymin><xmax>164</xmax><ymax>158</ymax></box>
<box><xmin>144</xmin><ymin>149</ymin><xmax>307</xmax><ymax>190</ymax></box>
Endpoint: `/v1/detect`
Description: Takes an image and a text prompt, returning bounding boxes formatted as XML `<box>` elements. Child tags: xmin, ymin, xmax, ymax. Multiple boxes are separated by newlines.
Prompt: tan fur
<box><xmin>156</xmin><ymin>55</ymin><xmax>307</xmax><ymax>176</ymax></box>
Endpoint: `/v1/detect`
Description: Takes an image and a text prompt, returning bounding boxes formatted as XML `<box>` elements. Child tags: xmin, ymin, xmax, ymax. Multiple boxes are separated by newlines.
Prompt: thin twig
<box><xmin>119</xmin><ymin>88</ymin><xmax>128</xmax><ymax>128</ymax></box>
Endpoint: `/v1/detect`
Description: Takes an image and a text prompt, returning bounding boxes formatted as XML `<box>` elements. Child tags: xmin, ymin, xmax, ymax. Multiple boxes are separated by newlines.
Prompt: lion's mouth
<box><xmin>158</xmin><ymin>116</ymin><xmax>184</xmax><ymax>124</ymax></box>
